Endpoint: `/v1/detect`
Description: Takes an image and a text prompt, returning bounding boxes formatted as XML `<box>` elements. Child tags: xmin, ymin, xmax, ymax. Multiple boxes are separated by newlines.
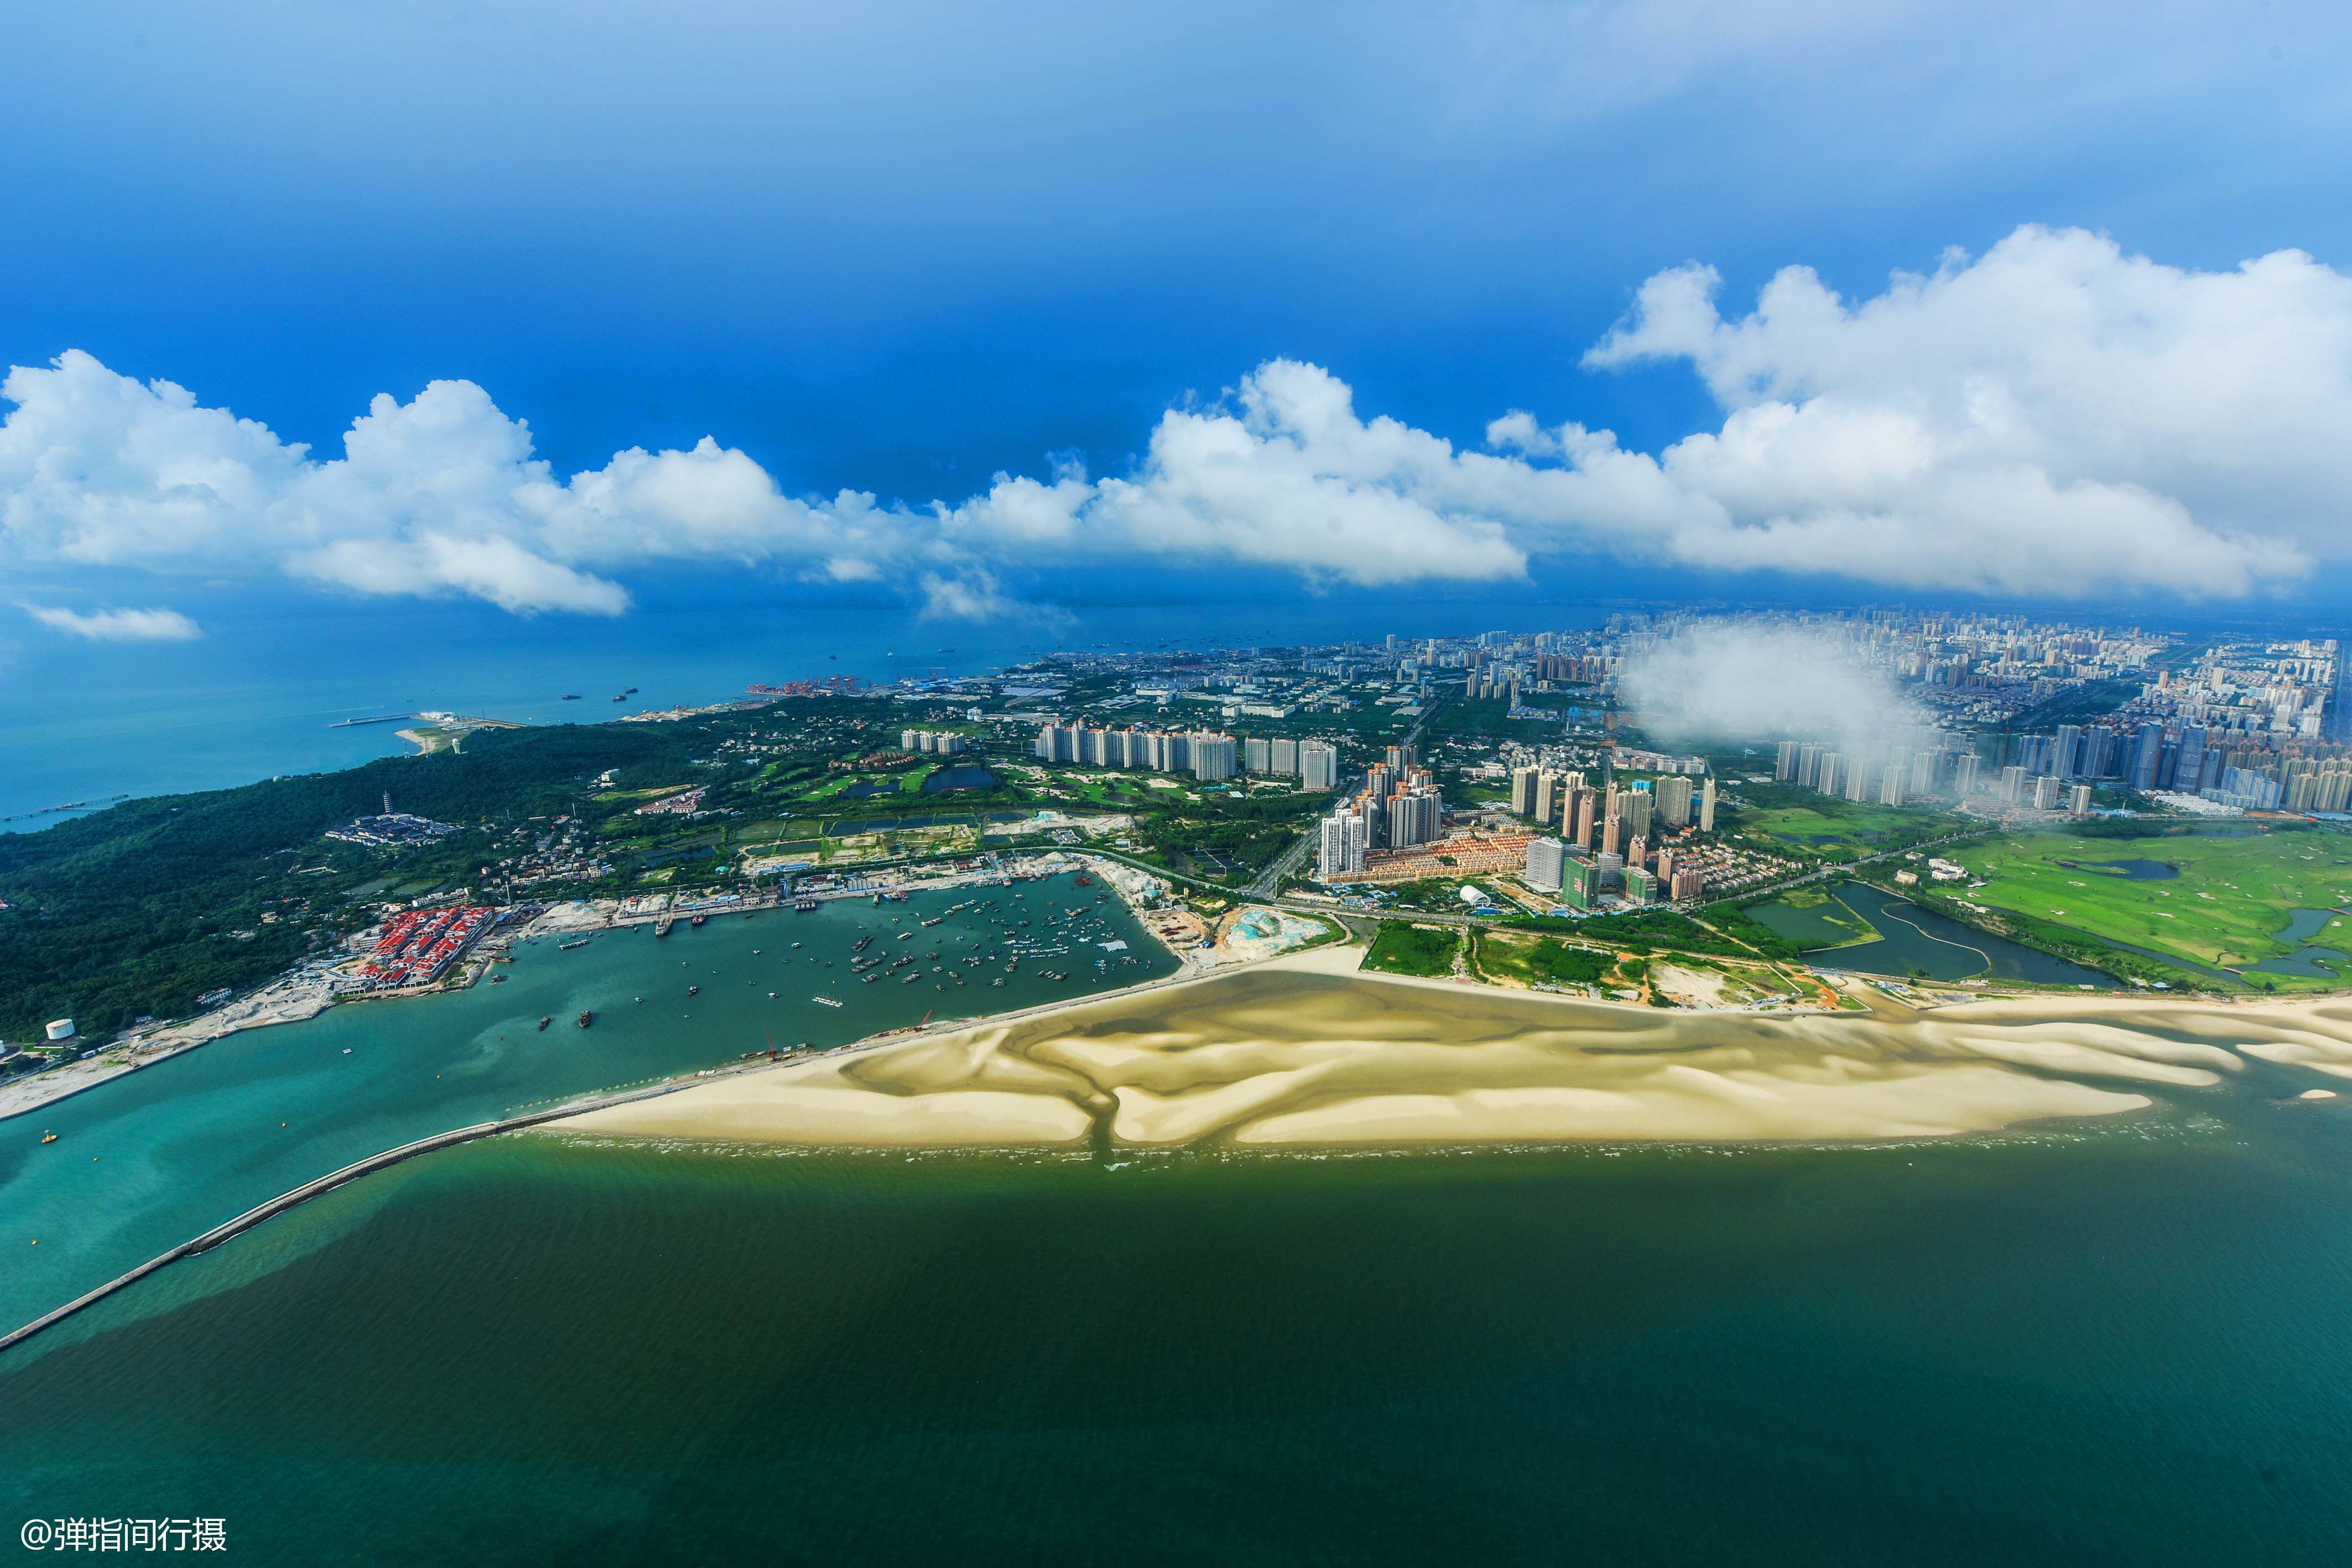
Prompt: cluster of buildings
<box><xmin>324</xmin><ymin>799</ymin><xmax>460</xmax><ymax>849</ymax></box>
<box><xmin>357</xmin><ymin>905</ymin><xmax>495</xmax><ymax>989</ymax></box>
<box><xmin>1774</xmin><ymin>741</ymin><xmax>1972</xmax><ymax>808</ymax></box>
<box><xmin>1031</xmin><ymin>722</ymin><xmax>1339</xmax><ymax>789</ymax></box>
<box><xmin>898</xmin><ymin>729</ymin><xmax>971</xmax><ymax>754</ymax></box>
<box><xmin>633</xmin><ymin>788</ymin><xmax>705</xmax><ymax>817</ymax></box>
<box><xmin>1314</xmin><ymin>745</ymin><xmax>1448</xmax><ymax>877</ymax></box>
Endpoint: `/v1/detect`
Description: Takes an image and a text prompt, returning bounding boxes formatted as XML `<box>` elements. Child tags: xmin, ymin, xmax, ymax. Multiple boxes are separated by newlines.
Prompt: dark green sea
<box><xmin>6</xmin><ymin>1080</ymin><xmax>2352</xmax><ymax>1563</ymax></box>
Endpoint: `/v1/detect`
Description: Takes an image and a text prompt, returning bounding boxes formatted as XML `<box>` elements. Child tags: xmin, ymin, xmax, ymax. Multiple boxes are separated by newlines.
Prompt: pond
<box><xmin>1796</xmin><ymin>881</ymin><xmax>2121</xmax><ymax>988</ymax></box>
<box><xmin>920</xmin><ymin>765</ymin><xmax>999</xmax><ymax>794</ymax></box>
<box><xmin>2240</xmin><ymin>908</ymin><xmax>2352</xmax><ymax>978</ymax></box>
<box><xmin>837</xmin><ymin>779</ymin><xmax>903</xmax><ymax>800</ymax></box>
<box><xmin>2059</xmin><ymin>858</ymin><xmax>2178</xmax><ymax>881</ymax></box>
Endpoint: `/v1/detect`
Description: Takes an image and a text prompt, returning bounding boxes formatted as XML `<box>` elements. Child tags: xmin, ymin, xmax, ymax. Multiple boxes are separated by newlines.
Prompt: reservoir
<box><xmin>0</xmin><ymin>872</ymin><xmax>1174</xmax><ymax>1338</ymax></box>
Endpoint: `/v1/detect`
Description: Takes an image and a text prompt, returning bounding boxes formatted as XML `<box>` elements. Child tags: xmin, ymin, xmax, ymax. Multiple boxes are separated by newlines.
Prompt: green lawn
<box><xmin>1728</xmin><ymin>796</ymin><xmax>1945</xmax><ymax>861</ymax></box>
<box><xmin>1363</xmin><ymin>922</ymin><xmax>1460</xmax><ymax>977</ymax></box>
<box><xmin>1473</xmin><ymin>930</ymin><xmax>1611</xmax><ymax>988</ymax></box>
<box><xmin>1949</xmin><ymin>827</ymin><xmax>2352</xmax><ymax>978</ymax></box>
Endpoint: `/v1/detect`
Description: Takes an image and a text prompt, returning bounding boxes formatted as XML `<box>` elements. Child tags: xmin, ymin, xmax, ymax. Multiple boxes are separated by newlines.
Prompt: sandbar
<box><xmin>556</xmin><ymin>952</ymin><xmax>2352</xmax><ymax>1150</ymax></box>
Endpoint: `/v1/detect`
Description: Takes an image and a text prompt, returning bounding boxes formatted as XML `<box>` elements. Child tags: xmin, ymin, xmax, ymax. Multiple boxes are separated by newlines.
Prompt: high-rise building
<box><xmin>1524</xmin><ymin>837</ymin><xmax>1567</xmax><ymax>893</ymax></box>
<box><xmin>2069</xmin><ymin>783</ymin><xmax>2093</xmax><ymax>815</ymax></box>
<box><xmin>1776</xmin><ymin>741</ymin><xmax>1801</xmax><ymax>782</ymax></box>
<box><xmin>2032</xmin><ymin>774</ymin><xmax>2062</xmax><ymax>811</ymax></box>
<box><xmin>1534</xmin><ymin>771</ymin><xmax>1563</xmax><ymax>825</ymax></box>
<box><xmin>1798</xmin><ymin>743</ymin><xmax>1824</xmax><ymax>788</ymax></box>
<box><xmin>1190</xmin><ymin>732</ymin><xmax>1238</xmax><ymax>783</ymax></box>
<box><xmin>2130</xmin><ymin>722</ymin><xmax>2166</xmax><ymax>790</ymax></box>
<box><xmin>1561</xmin><ymin>856</ymin><xmax>1593</xmax><ymax>910</ymax></box>
<box><xmin>1243</xmin><ymin>737</ymin><xmax>1272</xmax><ymax>774</ymax></box>
<box><xmin>2172</xmin><ymin>725</ymin><xmax>2207</xmax><ymax>796</ymax></box>
<box><xmin>1595</xmin><ymin>851</ymin><xmax>1625</xmax><ymax>890</ymax></box>
<box><xmin>2054</xmin><ymin>725</ymin><xmax>2083</xmax><ymax>780</ymax></box>
<box><xmin>1510</xmin><ymin>765</ymin><xmax>1541</xmax><ymax>818</ymax></box>
<box><xmin>1627</xmin><ymin>834</ymin><xmax>1648</xmax><ymax>871</ymax></box>
<box><xmin>1656</xmin><ymin>775</ymin><xmax>1693</xmax><ymax>828</ymax></box>
<box><xmin>1879</xmin><ymin>764</ymin><xmax>1903</xmax><ymax>806</ymax></box>
<box><xmin>1817</xmin><ymin>753</ymin><xmax>1843</xmax><ymax>797</ymax></box>
<box><xmin>1315</xmin><ymin>812</ymin><xmax>1367</xmax><ymax>880</ymax></box>
<box><xmin>1271</xmin><ymin>738</ymin><xmax>1300</xmax><ymax>777</ymax></box>
<box><xmin>1955</xmin><ymin>754</ymin><xmax>1982</xmax><ymax>795</ymax></box>
<box><xmin>1299</xmin><ymin>741</ymin><xmax>1339</xmax><ymax>791</ymax></box>
<box><xmin>1670</xmin><ymin>865</ymin><xmax>1705</xmax><ymax>902</ymax></box>
<box><xmin>1698</xmin><ymin>775</ymin><xmax>1717</xmax><ymax>832</ymax></box>
<box><xmin>1844</xmin><ymin>762</ymin><xmax>1871</xmax><ymax>804</ymax></box>
<box><xmin>1625</xmin><ymin>787</ymin><xmax>1653</xmax><ymax>841</ymax></box>
<box><xmin>1601</xmin><ymin>812</ymin><xmax>1623</xmax><ymax>856</ymax></box>
<box><xmin>1623</xmin><ymin>866</ymin><xmax>1656</xmax><ymax>904</ymax></box>
<box><xmin>2000</xmin><ymin>764</ymin><xmax>2027</xmax><ymax>803</ymax></box>
<box><xmin>1571</xmin><ymin>789</ymin><xmax>1597</xmax><ymax>849</ymax></box>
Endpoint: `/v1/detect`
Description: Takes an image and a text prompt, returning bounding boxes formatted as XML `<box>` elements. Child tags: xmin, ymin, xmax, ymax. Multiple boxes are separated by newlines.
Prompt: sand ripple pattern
<box><xmin>557</xmin><ymin>968</ymin><xmax>2352</xmax><ymax>1149</ymax></box>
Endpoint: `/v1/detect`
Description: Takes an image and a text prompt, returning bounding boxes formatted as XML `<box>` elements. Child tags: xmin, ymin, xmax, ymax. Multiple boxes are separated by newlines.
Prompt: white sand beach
<box><xmin>557</xmin><ymin>948</ymin><xmax>2352</xmax><ymax>1150</ymax></box>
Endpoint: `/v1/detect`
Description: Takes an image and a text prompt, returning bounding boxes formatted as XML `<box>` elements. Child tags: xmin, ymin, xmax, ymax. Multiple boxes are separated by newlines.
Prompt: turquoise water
<box><xmin>0</xmin><ymin>874</ymin><xmax>1173</xmax><ymax>1336</ymax></box>
<box><xmin>4</xmin><ymin>1084</ymin><xmax>2351</xmax><ymax>1564</ymax></box>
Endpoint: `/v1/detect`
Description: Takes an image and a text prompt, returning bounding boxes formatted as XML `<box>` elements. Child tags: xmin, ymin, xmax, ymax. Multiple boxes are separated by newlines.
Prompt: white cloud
<box><xmin>1570</xmin><ymin>225</ymin><xmax>2339</xmax><ymax>595</ymax></box>
<box><xmin>1618</xmin><ymin>621</ymin><xmax>1922</xmax><ymax>756</ymax></box>
<box><xmin>2</xmin><ymin>227</ymin><xmax>2345</xmax><ymax>614</ymax></box>
<box><xmin>20</xmin><ymin>602</ymin><xmax>202</xmax><ymax>642</ymax></box>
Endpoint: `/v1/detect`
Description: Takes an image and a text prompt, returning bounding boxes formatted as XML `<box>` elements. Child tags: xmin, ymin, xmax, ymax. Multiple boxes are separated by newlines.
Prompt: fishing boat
<box><xmin>490</xmin><ymin>973</ymin><xmax>507</xmax><ymax>983</ymax></box>
<box><xmin>40</xmin><ymin>1131</ymin><xmax>56</xmax><ymax>1144</ymax></box>
<box><xmin>688</xmin><ymin>984</ymin><xmax>700</xmax><ymax>997</ymax></box>
<box><xmin>577</xmin><ymin>1010</ymin><xmax>594</xmax><ymax>1029</ymax></box>
<box><xmin>654</xmin><ymin>918</ymin><xmax>674</xmax><ymax>937</ymax></box>
<box><xmin>537</xmin><ymin>1017</ymin><xmax>551</xmax><ymax>1032</ymax></box>
<box><xmin>854</xmin><ymin>936</ymin><xmax>874</xmax><ymax>952</ymax></box>
<box><xmin>813</xmin><ymin>996</ymin><xmax>844</xmax><ymax>1008</ymax></box>
<box><xmin>690</xmin><ymin>914</ymin><xmax>707</xmax><ymax>928</ymax></box>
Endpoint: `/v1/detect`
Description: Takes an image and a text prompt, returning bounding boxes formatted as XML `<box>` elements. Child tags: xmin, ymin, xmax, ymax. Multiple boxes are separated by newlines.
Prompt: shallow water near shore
<box><xmin>0</xmin><ymin>873</ymin><xmax>1173</xmax><ymax>1336</ymax></box>
<box><xmin>4</xmin><ymin>1086</ymin><xmax>2352</xmax><ymax>1565</ymax></box>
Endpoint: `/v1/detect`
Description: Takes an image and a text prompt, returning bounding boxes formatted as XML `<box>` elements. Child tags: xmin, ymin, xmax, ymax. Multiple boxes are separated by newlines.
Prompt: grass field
<box><xmin>1471</xmin><ymin>929</ymin><xmax>1612</xmax><ymax>988</ymax></box>
<box><xmin>1363</xmin><ymin>922</ymin><xmax>1460</xmax><ymax>977</ymax></box>
<box><xmin>1949</xmin><ymin>826</ymin><xmax>2352</xmax><ymax>980</ymax></box>
<box><xmin>1723</xmin><ymin>789</ymin><xmax>1952</xmax><ymax>863</ymax></box>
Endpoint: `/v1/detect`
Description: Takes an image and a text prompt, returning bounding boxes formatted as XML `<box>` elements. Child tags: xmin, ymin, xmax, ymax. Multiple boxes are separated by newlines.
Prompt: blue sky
<box><xmin>6</xmin><ymin>1</ymin><xmax>2352</xmax><ymax>641</ymax></box>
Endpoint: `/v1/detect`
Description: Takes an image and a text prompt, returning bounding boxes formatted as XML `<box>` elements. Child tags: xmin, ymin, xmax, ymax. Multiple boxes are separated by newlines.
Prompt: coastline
<box><xmin>555</xmin><ymin>948</ymin><xmax>2352</xmax><ymax>1152</ymax></box>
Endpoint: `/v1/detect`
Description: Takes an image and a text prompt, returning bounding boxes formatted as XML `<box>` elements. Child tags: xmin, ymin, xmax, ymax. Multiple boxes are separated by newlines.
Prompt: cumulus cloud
<box><xmin>1568</xmin><ymin>225</ymin><xmax>2338</xmax><ymax>596</ymax></box>
<box><xmin>20</xmin><ymin>603</ymin><xmax>202</xmax><ymax>642</ymax></box>
<box><xmin>2</xmin><ymin>227</ymin><xmax>2344</xmax><ymax>614</ymax></box>
<box><xmin>1618</xmin><ymin>621</ymin><xmax>1922</xmax><ymax>756</ymax></box>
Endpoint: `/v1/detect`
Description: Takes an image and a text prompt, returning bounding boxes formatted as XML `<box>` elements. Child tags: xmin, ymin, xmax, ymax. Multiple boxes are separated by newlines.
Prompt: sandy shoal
<box><xmin>554</xmin><ymin>951</ymin><xmax>2352</xmax><ymax>1150</ymax></box>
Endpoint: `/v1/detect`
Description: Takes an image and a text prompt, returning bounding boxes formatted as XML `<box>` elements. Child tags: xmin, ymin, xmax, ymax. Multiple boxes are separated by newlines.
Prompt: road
<box><xmin>1242</xmin><ymin>697</ymin><xmax>1443</xmax><ymax>898</ymax></box>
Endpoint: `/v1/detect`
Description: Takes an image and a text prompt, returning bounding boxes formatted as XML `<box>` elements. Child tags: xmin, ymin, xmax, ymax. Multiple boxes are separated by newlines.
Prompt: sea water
<box><xmin>0</xmin><ymin>874</ymin><xmax>1173</xmax><ymax>1337</ymax></box>
<box><xmin>3</xmin><ymin>1085</ymin><xmax>2350</xmax><ymax>1565</ymax></box>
